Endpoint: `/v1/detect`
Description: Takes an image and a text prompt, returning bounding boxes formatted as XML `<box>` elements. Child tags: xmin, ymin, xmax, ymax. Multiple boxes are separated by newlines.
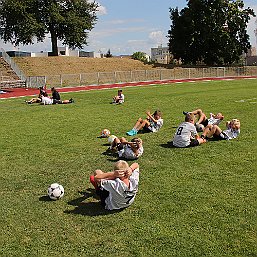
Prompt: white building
<box><xmin>151</xmin><ymin>45</ymin><xmax>171</xmax><ymax>64</ymax></box>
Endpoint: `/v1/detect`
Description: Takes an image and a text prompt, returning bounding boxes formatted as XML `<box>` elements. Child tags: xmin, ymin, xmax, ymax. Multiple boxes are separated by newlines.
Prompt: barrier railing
<box><xmin>1</xmin><ymin>48</ymin><xmax>27</xmax><ymax>81</ymax></box>
<box><xmin>26</xmin><ymin>66</ymin><xmax>257</xmax><ymax>88</ymax></box>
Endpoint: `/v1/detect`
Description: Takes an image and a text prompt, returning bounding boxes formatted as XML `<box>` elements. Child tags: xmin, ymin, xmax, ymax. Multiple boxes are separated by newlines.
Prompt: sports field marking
<box><xmin>235</xmin><ymin>97</ymin><xmax>257</xmax><ymax>103</ymax></box>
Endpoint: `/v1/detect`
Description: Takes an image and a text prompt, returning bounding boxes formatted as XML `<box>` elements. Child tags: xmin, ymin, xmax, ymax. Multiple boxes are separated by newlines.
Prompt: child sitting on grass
<box><xmin>109</xmin><ymin>136</ymin><xmax>143</xmax><ymax>160</ymax></box>
<box><xmin>172</xmin><ymin>113</ymin><xmax>206</xmax><ymax>148</ymax></box>
<box><xmin>183</xmin><ymin>109</ymin><xmax>224</xmax><ymax>132</ymax></box>
<box><xmin>112</xmin><ymin>89</ymin><xmax>124</xmax><ymax>104</ymax></box>
<box><xmin>201</xmin><ymin>118</ymin><xmax>240</xmax><ymax>140</ymax></box>
<box><xmin>127</xmin><ymin>110</ymin><xmax>163</xmax><ymax>136</ymax></box>
<box><xmin>90</xmin><ymin>160</ymin><xmax>140</xmax><ymax>210</ymax></box>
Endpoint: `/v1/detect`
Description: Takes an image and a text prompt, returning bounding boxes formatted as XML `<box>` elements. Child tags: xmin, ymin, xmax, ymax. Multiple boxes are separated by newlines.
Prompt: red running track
<box><xmin>0</xmin><ymin>76</ymin><xmax>256</xmax><ymax>99</ymax></box>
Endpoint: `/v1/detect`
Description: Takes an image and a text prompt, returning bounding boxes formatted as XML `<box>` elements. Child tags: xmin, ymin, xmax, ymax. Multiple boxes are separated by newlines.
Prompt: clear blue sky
<box><xmin>0</xmin><ymin>0</ymin><xmax>256</xmax><ymax>55</ymax></box>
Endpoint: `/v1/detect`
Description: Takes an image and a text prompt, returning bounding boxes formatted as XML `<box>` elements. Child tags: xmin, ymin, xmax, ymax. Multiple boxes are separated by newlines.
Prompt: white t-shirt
<box><xmin>41</xmin><ymin>96</ymin><xmax>53</xmax><ymax>105</ymax></box>
<box><xmin>101</xmin><ymin>168</ymin><xmax>139</xmax><ymax>210</ymax></box>
<box><xmin>118</xmin><ymin>145</ymin><xmax>144</xmax><ymax>160</ymax></box>
<box><xmin>173</xmin><ymin>122</ymin><xmax>198</xmax><ymax>147</ymax></box>
<box><xmin>148</xmin><ymin>118</ymin><xmax>164</xmax><ymax>132</ymax></box>
<box><xmin>222</xmin><ymin>128</ymin><xmax>240</xmax><ymax>140</ymax></box>
<box><xmin>119</xmin><ymin>94</ymin><xmax>125</xmax><ymax>103</ymax></box>
<box><xmin>208</xmin><ymin>116</ymin><xmax>222</xmax><ymax>126</ymax></box>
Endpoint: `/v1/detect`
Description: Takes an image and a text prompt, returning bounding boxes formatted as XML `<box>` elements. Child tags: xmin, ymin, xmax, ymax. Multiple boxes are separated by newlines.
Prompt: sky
<box><xmin>0</xmin><ymin>0</ymin><xmax>256</xmax><ymax>56</ymax></box>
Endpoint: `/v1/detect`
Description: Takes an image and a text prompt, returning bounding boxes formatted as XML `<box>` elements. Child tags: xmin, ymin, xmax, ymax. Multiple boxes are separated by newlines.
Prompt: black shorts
<box><xmin>143</xmin><ymin>126</ymin><xmax>152</xmax><ymax>133</ymax></box>
<box><xmin>96</xmin><ymin>188</ymin><xmax>109</xmax><ymax>207</ymax></box>
<box><xmin>187</xmin><ymin>139</ymin><xmax>200</xmax><ymax>147</ymax></box>
<box><xmin>201</xmin><ymin>119</ymin><xmax>208</xmax><ymax>127</ymax></box>
<box><xmin>213</xmin><ymin>132</ymin><xmax>227</xmax><ymax>140</ymax></box>
<box><xmin>53</xmin><ymin>99</ymin><xmax>61</xmax><ymax>104</ymax></box>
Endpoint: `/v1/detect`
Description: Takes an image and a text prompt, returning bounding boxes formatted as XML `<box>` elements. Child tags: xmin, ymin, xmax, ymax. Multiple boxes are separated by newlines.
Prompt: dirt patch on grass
<box><xmin>14</xmin><ymin>57</ymin><xmax>157</xmax><ymax>76</ymax></box>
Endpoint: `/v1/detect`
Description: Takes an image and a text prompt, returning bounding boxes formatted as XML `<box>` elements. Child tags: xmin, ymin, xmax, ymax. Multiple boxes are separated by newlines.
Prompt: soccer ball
<box><xmin>101</xmin><ymin>129</ymin><xmax>110</xmax><ymax>138</ymax></box>
<box><xmin>47</xmin><ymin>183</ymin><xmax>64</xmax><ymax>200</ymax></box>
<box><xmin>108</xmin><ymin>135</ymin><xmax>117</xmax><ymax>144</ymax></box>
<box><xmin>195</xmin><ymin>123</ymin><xmax>204</xmax><ymax>132</ymax></box>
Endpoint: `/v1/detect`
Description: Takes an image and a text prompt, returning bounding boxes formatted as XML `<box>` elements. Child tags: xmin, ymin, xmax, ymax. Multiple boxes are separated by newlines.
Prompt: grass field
<box><xmin>0</xmin><ymin>79</ymin><xmax>256</xmax><ymax>257</ymax></box>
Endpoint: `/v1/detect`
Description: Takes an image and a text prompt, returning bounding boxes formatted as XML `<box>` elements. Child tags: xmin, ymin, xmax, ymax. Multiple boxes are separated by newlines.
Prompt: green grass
<box><xmin>0</xmin><ymin>79</ymin><xmax>256</xmax><ymax>257</ymax></box>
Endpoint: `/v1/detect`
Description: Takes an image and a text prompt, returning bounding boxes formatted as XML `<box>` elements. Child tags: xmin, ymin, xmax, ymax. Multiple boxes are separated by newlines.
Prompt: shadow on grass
<box><xmin>64</xmin><ymin>189</ymin><xmax>124</xmax><ymax>216</ymax></box>
<box><xmin>39</xmin><ymin>195</ymin><xmax>53</xmax><ymax>201</ymax></box>
<box><xmin>160</xmin><ymin>141</ymin><xmax>176</xmax><ymax>148</ymax></box>
<box><xmin>101</xmin><ymin>150</ymin><xmax>120</xmax><ymax>162</ymax></box>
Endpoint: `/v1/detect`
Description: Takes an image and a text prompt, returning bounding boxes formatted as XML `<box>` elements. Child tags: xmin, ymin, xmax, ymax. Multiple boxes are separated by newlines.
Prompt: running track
<box><xmin>0</xmin><ymin>76</ymin><xmax>256</xmax><ymax>99</ymax></box>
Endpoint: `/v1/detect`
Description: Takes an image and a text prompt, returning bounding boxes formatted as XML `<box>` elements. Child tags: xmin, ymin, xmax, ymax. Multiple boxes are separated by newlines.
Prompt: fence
<box><xmin>26</xmin><ymin>66</ymin><xmax>257</xmax><ymax>88</ymax></box>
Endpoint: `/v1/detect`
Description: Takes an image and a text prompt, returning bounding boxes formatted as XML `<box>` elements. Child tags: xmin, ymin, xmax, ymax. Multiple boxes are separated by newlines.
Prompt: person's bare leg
<box><xmin>135</xmin><ymin>119</ymin><xmax>150</xmax><ymax>131</ymax></box>
<box><xmin>133</xmin><ymin>118</ymin><xmax>144</xmax><ymax>130</ymax></box>
<box><xmin>202</xmin><ymin>125</ymin><xmax>222</xmax><ymax>138</ymax></box>
<box><xmin>120</xmin><ymin>137</ymin><xmax>128</xmax><ymax>144</ymax></box>
<box><xmin>110</xmin><ymin>137</ymin><xmax>121</xmax><ymax>149</ymax></box>
<box><xmin>191</xmin><ymin>109</ymin><xmax>207</xmax><ymax>124</ymax></box>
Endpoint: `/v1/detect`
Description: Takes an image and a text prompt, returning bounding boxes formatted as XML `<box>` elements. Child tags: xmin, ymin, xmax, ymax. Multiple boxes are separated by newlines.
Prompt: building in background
<box><xmin>151</xmin><ymin>45</ymin><xmax>171</xmax><ymax>64</ymax></box>
<box><xmin>79</xmin><ymin>51</ymin><xmax>102</xmax><ymax>58</ymax></box>
<box><xmin>244</xmin><ymin>47</ymin><xmax>257</xmax><ymax>65</ymax></box>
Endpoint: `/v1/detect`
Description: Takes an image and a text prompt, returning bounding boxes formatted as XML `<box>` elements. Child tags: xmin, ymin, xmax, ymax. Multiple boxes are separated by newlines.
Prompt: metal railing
<box><xmin>26</xmin><ymin>66</ymin><xmax>257</xmax><ymax>88</ymax></box>
<box><xmin>1</xmin><ymin>48</ymin><xmax>27</xmax><ymax>81</ymax></box>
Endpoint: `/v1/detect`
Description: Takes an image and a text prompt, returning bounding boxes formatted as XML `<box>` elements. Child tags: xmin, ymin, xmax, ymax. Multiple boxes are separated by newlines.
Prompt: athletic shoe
<box><xmin>90</xmin><ymin>175</ymin><xmax>98</xmax><ymax>189</ymax></box>
<box><xmin>183</xmin><ymin>111</ymin><xmax>189</xmax><ymax>115</ymax></box>
<box><xmin>69</xmin><ymin>98</ymin><xmax>74</xmax><ymax>103</ymax></box>
<box><xmin>132</xmin><ymin>129</ymin><xmax>138</xmax><ymax>136</ymax></box>
<box><xmin>126</xmin><ymin>129</ymin><xmax>135</xmax><ymax>136</ymax></box>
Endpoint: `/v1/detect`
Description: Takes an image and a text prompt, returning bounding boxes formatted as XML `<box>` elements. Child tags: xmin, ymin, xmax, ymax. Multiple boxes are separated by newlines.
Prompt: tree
<box><xmin>168</xmin><ymin>0</ymin><xmax>255</xmax><ymax>65</ymax></box>
<box><xmin>132</xmin><ymin>51</ymin><xmax>148</xmax><ymax>63</ymax></box>
<box><xmin>0</xmin><ymin>0</ymin><xmax>99</xmax><ymax>56</ymax></box>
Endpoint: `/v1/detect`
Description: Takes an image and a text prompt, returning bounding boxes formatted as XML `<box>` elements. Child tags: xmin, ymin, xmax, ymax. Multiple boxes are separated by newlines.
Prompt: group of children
<box><xmin>25</xmin><ymin>86</ymin><xmax>74</xmax><ymax>105</ymax></box>
<box><xmin>90</xmin><ymin>90</ymin><xmax>241</xmax><ymax>211</ymax></box>
<box><xmin>172</xmin><ymin>109</ymin><xmax>241</xmax><ymax>148</ymax></box>
<box><xmin>106</xmin><ymin>109</ymin><xmax>164</xmax><ymax>161</ymax></box>
<box><xmin>24</xmin><ymin>87</ymin><xmax>238</xmax><ymax>211</ymax></box>
<box><xmin>89</xmin><ymin>91</ymin><xmax>165</xmax><ymax>210</ymax></box>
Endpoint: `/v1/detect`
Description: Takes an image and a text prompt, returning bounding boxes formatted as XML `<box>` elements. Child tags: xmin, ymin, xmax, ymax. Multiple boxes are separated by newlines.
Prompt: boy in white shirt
<box><xmin>127</xmin><ymin>110</ymin><xmax>163</xmax><ymax>136</ymax></box>
<box><xmin>173</xmin><ymin>113</ymin><xmax>206</xmax><ymax>148</ymax></box>
<box><xmin>183</xmin><ymin>109</ymin><xmax>224</xmax><ymax>131</ymax></box>
<box><xmin>108</xmin><ymin>137</ymin><xmax>143</xmax><ymax>160</ymax></box>
<box><xmin>201</xmin><ymin>118</ymin><xmax>240</xmax><ymax>140</ymax></box>
<box><xmin>112</xmin><ymin>89</ymin><xmax>125</xmax><ymax>104</ymax></box>
<box><xmin>90</xmin><ymin>161</ymin><xmax>139</xmax><ymax>210</ymax></box>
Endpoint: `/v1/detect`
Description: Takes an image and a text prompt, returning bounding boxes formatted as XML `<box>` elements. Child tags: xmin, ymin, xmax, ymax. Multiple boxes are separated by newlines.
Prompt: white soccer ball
<box><xmin>108</xmin><ymin>135</ymin><xmax>117</xmax><ymax>144</ymax></box>
<box><xmin>101</xmin><ymin>129</ymin><xmax>110</xmax><ymax>138</ymax></box>
<box><xmin>195</xmin><ymin>123</ymin><xmax>204</xmax><ymax>132</ymax></box>
<box><xmin>47</xmin><ymin>183</ymin><xmax>64</xmax><ymax>200</ymax></box>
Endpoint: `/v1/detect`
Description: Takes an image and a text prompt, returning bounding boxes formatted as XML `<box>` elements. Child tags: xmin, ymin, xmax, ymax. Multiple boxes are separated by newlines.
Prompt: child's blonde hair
<box><xmin>131</xmin><ymin>137</ymin><xmax>142</xmax><ymax>144</ymax></box>
<box><xmin>231</xmin><ymin>118</ymin><xmax>240</xmax><ymax>129</ymax></box>
<box><xmin>113</xmin><ymin>160</ymin><xmax>129</xmax><ymax>171</ymax></box>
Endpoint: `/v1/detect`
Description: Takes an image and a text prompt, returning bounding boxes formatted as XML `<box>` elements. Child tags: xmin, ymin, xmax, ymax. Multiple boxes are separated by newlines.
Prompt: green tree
<box><xmin>168</xmin><ymin>0</ymin><xmax>255</xmax><ymax>65</ymax></box>
<box><xmin>0</xmin><ymin>0</ymin><xmax>99</xmax><ymax>56</ymax></box>
<box><xmin>132</xmin><ymin>51</ymin><xmax>148</xmax><ymax>63</ymax></box>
